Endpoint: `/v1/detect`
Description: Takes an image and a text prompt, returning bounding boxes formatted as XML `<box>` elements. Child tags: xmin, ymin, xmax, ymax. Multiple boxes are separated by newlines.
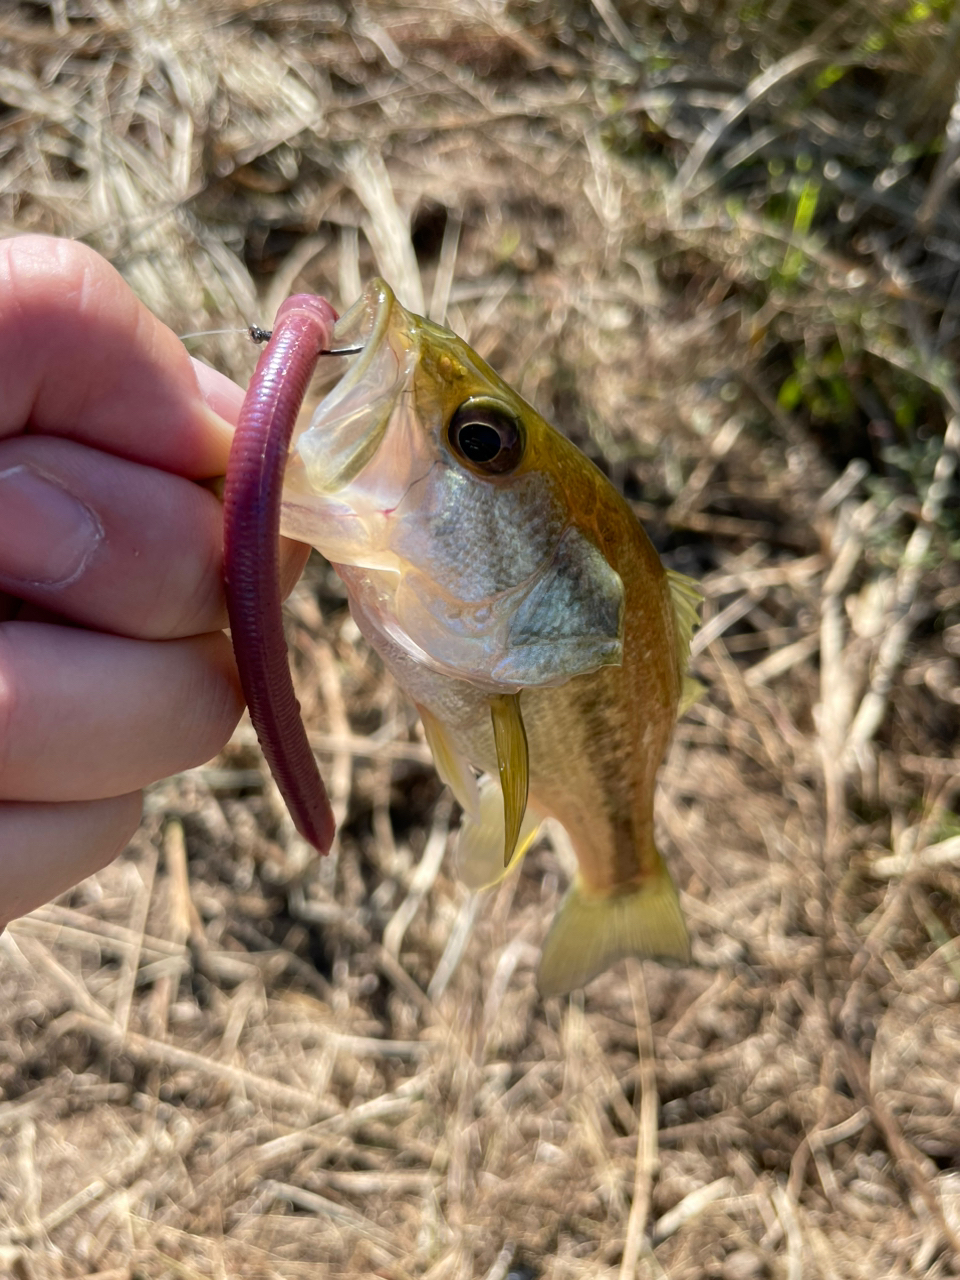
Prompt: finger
<box><xmin>0</xmin><ymin>622</ymin><xmax>244</xmax><ymax>801</ymax></box>
<box><xmin>0</xmin><ymin>436</ymin><xmax>226</xmax><ymax>637</ymax></box>
<box><xmin>0</xmin><ymin>236</ymin><xmax>242</xmax><ymax>477</ymax></box>
<box><xmin>192</xmin><ymin>357</ymin><xmax>246</xmax><ymax>430</ymax></box>
<box><xmin>0</xmin><ymin>793</ymin><xmax>142</xmax><ymax>930</ymax></box>
<box><xmin>0</xmin><ymin>436</ymin><xmax>311</xmax><ymax>639</ymax></box>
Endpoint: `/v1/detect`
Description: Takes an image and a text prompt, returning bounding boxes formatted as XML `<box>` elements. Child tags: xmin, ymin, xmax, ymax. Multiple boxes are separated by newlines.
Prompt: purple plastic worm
<box><xmin>223</xmin><ymin>293</ymin><xmax>339</xmax><ymax>854</ymax></box>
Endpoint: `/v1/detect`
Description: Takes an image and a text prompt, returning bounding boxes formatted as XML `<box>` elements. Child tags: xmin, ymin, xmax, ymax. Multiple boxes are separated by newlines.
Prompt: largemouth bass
<box><xmin>230</xmin><ymin>281</ymin><xmax>700</xmax><ymax>996</ymax></box>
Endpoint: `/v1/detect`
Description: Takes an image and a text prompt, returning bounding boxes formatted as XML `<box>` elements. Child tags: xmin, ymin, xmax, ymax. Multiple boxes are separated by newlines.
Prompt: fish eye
<box><xmin>447</xmin><ymin>399</ymin><xmax>524</xmax><ymax>475</ymax></box>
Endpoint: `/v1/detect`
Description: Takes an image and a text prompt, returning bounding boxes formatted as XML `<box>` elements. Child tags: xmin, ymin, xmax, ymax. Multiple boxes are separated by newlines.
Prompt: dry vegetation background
<box><xmin>2</xmin><ymin>0</ymin><xmax>960</xmax><ymax>1276</ymax></box>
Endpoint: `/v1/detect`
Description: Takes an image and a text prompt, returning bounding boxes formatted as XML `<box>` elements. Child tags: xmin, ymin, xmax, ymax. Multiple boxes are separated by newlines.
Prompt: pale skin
<box><xmin>0</xmin><ymin>235</ymin><xmax>308</xmax><ymax>929</ymax></box>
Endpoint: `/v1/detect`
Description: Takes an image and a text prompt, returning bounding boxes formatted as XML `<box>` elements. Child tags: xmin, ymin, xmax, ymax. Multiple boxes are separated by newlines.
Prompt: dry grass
<box><xmin>2</xmin><ymin>1</ymin><xmax>960</xmax><ymax>1276</ymax></box>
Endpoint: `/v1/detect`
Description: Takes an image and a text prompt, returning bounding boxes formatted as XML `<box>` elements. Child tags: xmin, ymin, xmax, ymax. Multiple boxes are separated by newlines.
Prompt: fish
<box><xmin>244</xmin><ymin>279</ymin><xmax>701</xmax><ymax>996</ymax></box>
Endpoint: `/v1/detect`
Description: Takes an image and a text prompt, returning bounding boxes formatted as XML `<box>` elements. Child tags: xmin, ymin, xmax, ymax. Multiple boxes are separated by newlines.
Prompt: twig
<box><xmin>772</xmin><ymin>1185</ymin><xmax>806</xmax><ymax>1280</ymax></box>
<box><xmin>916</xmin><ymin>82</ymin><xmax>960</xmax><ymax>228</ymax></box>
<box><xmin>343</xmin><ymin>145</ymin><xmax>424</xmax><ymax>313</ymax></box>
<box><xmin>787</xmin><ymin>1106</ymin><xmax>871</xmax><ymax>1203</ymax></box>
<box><xmin>666</xmin><ymin>416</ymin><xmax>744</xmax><ymax>523</ymax></box>
<box><xmin>690</xmin><ymin>590</ymin><xmax>764</xmax><ymax>658</ymax></box>
<box><xmin>588</xmin><ymin>0</ymin><xmax>635</xmax><ymax>53</ymax></box>
<box><xmin>869</xmin><ymin>834</ymin><xmax>960</xmax><ymax>879</ymax></box>
<box><xmin>673</xmin><ymin>47</ymin><xmax>826</xmax><ymax>192</ymax></box>
<box><xmin>251</xmin><ymin>1075</ymin><xmax>428</xmax><ymax>1167</ymax></box>
<box><xmin>147</xmin><ymin>818</ymin><xmax>201</xmax><ymax>1041</ymax></box>
<box><xmin>36</xmin><ymin>1134</ymin><xmax>158</xmax><ymax>1238</ymax></box>
<box><xmin>58</xmin><ymin>1013</ymin><xmax>339</xmax><ymax>1117</ymax></box>
<box><xmin>619</xmin><ymin>960</ymin><xmax>659</xmax><ymax>1280</ymax></box>
<box><xmin>701</xmin><ymin>554</ymin><xmax>824</xmax><ymax>597</ymax></box>
<box><xmin>847</xmin><ymin>323</ymin><xmax>960</xmax><ymax>759</ymax></box>
<box><xmin>15</xmin><ymin>1120</ymin><xmax>42</xmax><ymax>1250</ymax></box>
<box><xmin>634</xmin><ymin>500</ymin><xmax>793</xmax><ymax>547</ymax></box>
<box><xmin>26</xmin><ymin>903</ymin><xmax>186</xmax><ymax>956</ymax></box>
<box><xmin>428</xmin><ymin>209</ymin><xmax>461</xmax><ymax>325</ymax></box>
<box><xmin>113</xmin><ymin>838</ymin><xmax>158</xmax><ymax>1035</ymax></box>
<box><xmin>842</xmin><ymin>1042</ymin><xmax>960</xmax><ymax>1266</ymax></box>
<box><xmin>480</xmin><ymin>1242</ymin><xmax>516</xmax><ymax>1280</ymax></box>
<box><xmin>901</xmin><ymin>754</ymin><xmax>960</xmax><ymax>776</ymax></box>
<box><xmin>1</xmin><ymin>930</ymin><xmax>114</xmax><ymax>1026</ymax></box>
<box><xmin>383</xmin><ymin>795</ymin><xmax>453</xmax><ymax>958</ymax></box>
<box><xmin>744</xmin><ymin>632</ymin><xmax>820</xmax><ymax>687</ymax></box>
<box><xmin>651</xmin><ymin>1177</ymin><xmax>734</xmax><ymax>1243</ymax></box>
<box><xmin>428</xmin><ymin>892</ymin><xmax>480</xmax><ymax>1003</ymax></box>
<box><xmin>256</xmin><ymin>1181</ymin><xmax>399</xmax><ymax>1257</ymax></box>
<box><xmin>264</xmin><ymin>231</ymin><xmax>331</xmax><ymax>319</ymax></box>
<box><xmin>312</xmin><ymin>637</ymin><xmax>352</xmax><ymax>883</ymax></box>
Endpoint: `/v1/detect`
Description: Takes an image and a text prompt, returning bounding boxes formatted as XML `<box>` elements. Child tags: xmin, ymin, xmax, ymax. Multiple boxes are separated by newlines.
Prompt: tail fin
<box><xmin>537</xmin><ymin>860</ymin><xmax>690</xmax><ymax>997</ymax></box>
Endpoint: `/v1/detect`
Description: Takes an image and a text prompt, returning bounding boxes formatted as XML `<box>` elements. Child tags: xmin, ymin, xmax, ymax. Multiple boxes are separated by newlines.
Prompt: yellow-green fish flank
<box><xmin>279</xmin><ymin>280</ymin><xmax>700</xmax><ymax>995</ymax></box>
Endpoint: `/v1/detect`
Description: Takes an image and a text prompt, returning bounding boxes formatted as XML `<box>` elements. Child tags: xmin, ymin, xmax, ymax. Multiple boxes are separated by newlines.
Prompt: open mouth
<box><xmin>293</xmin><ymin>279</ymin><xmax>412</xmax><ymax>495</ymax></box>
<box><xmin>328</xmin><ymin>278</ymin><xmax>395</xmax><ymax>380</ymax></box>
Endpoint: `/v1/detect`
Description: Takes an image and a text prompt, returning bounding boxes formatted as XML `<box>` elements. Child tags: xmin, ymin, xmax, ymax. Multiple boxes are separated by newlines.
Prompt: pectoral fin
<box><xmin>538</xmin><ymin>855</ymin><xmax>690</xmax><ymax>997</ymax></box>
<box><xmin>417</xmin><ymin>703</ymin><xmax>480</xmax><ymax>818</ymax></box>
<box><xmin>455</xmin><ymin>775</ymin><xmax>542</xmax><ymax>890</ymax></box>
<box><xmin>490</xmin><ymin>693</ymin><xmax>529</xmax><ymax>867</ymax></box>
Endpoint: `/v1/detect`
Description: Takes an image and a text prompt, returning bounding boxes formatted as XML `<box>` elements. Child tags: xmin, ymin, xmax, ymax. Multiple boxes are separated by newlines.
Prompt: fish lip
<box><xmin>328</xmin><ymin>276</ymin><xmax>398</xmax><ymax>383</ymax></box>
<box><xmin>290</xmin><ymin>277</ymin><xmax>414</xmax><ymax>494</ymax></box>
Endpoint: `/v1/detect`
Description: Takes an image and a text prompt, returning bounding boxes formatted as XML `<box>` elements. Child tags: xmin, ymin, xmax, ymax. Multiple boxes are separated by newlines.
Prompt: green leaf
<box><xmin>777</xmin><ymin>373</ymin><xmax>804</xmax><ymax>411</ymax></box>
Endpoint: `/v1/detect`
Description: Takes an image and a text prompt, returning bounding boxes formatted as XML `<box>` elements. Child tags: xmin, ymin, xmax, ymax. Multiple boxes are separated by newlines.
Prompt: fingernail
<box><xmin>0</xmin><ymin>465</ymin><xmax>103</xmax><ymax>587</ymax></box>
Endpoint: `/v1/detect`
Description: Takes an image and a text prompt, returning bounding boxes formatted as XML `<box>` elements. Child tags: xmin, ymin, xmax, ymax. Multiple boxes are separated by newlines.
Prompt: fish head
<box><xmin>280</xmin><ymin>279</ymin><xmax>624</xmax><ymax>691</ymax></box>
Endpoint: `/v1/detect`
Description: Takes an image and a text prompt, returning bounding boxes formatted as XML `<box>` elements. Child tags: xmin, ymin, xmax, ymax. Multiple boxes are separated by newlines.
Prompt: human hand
<box><xmin>0</xmin><ymin>236</ymin><xmax>307</xmax><ymax>927</ymax></box>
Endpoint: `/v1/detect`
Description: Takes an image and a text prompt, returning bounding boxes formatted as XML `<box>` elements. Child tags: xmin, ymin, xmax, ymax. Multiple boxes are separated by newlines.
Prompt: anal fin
<box><xmin>455</xmin><ymin>775</ymin><xmax>542</xmax><ymax>891</ymax></box>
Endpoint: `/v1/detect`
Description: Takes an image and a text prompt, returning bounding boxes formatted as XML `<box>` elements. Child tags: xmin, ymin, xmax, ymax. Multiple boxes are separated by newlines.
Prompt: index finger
<box><xmin>0</xmin><ymin>236</ymin><xmax>245</xmax><ymax>478</ymax></box>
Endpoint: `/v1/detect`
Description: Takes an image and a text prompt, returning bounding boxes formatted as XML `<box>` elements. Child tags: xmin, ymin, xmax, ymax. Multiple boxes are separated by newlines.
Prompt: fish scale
<box><xmin>392</xmin><ymin>466</ymin><xmax>564</xmax><ymax>600</ymax></box>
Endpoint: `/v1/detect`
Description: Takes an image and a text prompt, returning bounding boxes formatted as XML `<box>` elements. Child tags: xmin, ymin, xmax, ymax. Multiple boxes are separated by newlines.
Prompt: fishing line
<box><xmin>179</xmin><ymin>323</ymin><xmax>361</xmax><ymax>355</ymax></box>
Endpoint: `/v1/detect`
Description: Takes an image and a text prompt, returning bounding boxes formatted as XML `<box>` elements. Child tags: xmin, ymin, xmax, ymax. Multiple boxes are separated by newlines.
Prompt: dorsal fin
<box><xmin>678</xmin><ymin>675</ymin><xmax>706</xmax><ymax>717</ymax></box>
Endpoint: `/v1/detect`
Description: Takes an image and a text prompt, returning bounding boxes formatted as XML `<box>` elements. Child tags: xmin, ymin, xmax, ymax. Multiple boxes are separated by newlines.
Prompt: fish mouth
<box><xmin>289</xmin><ymin>277</ymin><xmax>417</xmax><ymax>495</ymax></box>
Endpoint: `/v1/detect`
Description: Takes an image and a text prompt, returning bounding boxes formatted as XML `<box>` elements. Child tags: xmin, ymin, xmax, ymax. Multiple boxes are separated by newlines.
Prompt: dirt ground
<box><xmin>1</xmin><ymin>1</ymin><xmax>960</xmax><ymax>1277</ymax></box>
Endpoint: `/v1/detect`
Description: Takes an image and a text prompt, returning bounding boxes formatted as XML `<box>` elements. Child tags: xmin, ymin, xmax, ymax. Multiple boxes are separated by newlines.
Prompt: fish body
<box><xmin>279</xmin><ymin>280</ymin><xmax>699</xmax><ymax>995</ymax></box>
